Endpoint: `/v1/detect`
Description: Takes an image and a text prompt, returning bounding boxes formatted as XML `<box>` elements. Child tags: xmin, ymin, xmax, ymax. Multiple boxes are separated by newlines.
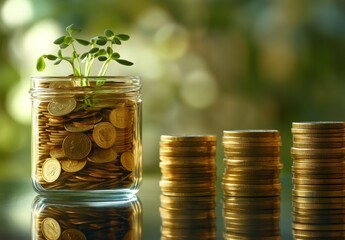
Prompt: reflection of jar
<box><xmin>31</xmin><ymin>195</ymin><xmax>142</xmax><ymax>240</ymax></box>
<box><xmin>30</xmin><ymin>76</ymin><xmax>142</xmax><ymax>197</ymax></box>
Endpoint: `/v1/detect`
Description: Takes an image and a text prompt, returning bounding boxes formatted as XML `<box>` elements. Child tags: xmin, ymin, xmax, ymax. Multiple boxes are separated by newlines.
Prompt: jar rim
<box><xmin>31</xmin><ymin>75</ymin><xmax>140</xmax><ymax>80</ymax></box>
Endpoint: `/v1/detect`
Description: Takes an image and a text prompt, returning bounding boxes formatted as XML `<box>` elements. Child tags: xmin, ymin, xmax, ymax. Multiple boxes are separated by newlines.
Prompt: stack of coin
<box><xmin>33</xmin><ymin>81</ymin><xmax>141</xmax><ymax>192</ymax></box>
<box><xmin>159</xmin><ymin>135</ymin><xmax>217</xmax><ymax>239</ymax></box>
<box><xmin>222</xmin><ymin>130</ymin><xmax>282</xmax><ymax>239</ymax></box>
<box><xmin>291</xmin><ymin>122</ymin><xmax>345</xmax><ymax>239</ymax></box>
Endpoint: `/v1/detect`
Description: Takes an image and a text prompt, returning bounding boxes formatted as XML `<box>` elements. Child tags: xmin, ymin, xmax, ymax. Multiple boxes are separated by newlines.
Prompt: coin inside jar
<box><xmin>48</xmin><ymin>97</ymin><xmax>77</xmax><ymax>116</ymax></box>
<box><xmin>63</xmin><ymin>133</ymin><xmax>92</xmax><ymax>160</ymax></box>
<box><xmin>42</xmin><ymin>158</ymin><xmax>61</xmax><ymax>183</ymax></box>
<box><xmin>42</xmin><ymin>217</ymin><xmax>61</xmax><ymax>240</ymax></box>
<box><xmin>92</xmin><ymin>122</ymin><xmax>117</xmax><ymax>149</ymax></box>
<box><xmin>61</xmin><ymin>159</ymin><xmax>87</xmax><ymax>173</ymax></box>
<box><xmin>121</xmin><ymin>151</ymin><xmax>134</xmax><ymax>171</ymax></box>
<box><xmin>87</xmin><ymin>147</ymin><xmax>117</xmax><ymax>163</ymax></box>
<box><xmin>110</xmin><ymin>107</ymin><xmax>132</xmax><ymax>129</ymax></box>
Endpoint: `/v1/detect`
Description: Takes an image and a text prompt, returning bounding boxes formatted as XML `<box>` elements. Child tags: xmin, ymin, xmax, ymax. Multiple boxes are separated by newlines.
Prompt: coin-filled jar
<box><xmin>30</xmin><ymin>76</ymin><xmax>142</xmax><ymax>197</ymax></box>
<box><xmin>31</xmin><ymin>195</ymin><xmax>142</xmax><ymax>240</ymax></box>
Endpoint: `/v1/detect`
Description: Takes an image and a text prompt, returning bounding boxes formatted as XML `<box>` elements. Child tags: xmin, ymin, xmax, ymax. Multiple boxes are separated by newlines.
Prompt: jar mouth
<box><xmin>29</xmin><ymin>76</ymin><xmax>141</xmax><ymax>97</ymax></box>
<box><xmin>31</xmin><ymin>75</ymin><xmax>140</xmax><ymax>79</ymax></box>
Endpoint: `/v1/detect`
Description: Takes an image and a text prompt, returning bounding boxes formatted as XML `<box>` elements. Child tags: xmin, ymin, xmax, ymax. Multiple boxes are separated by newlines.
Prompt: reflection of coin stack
<box><xmin>222</xmin><ymin>130</ymin><xmax>282</xmax><ymax>239</ymax></box>
<box><xmin>291</xmin><ymin>122</ymin><xmax>345</xmax><ymax>239</ymax></box>
<box><xmin>159</xmin><ymin>135</ymin><xmax>217</xmax><ymax>240</ymax></box>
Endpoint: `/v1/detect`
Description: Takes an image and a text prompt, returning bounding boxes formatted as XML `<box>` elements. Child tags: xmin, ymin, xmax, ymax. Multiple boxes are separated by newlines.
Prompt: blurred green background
<box><xmin>1</xmin><ymin>0</ymin><xmax>345</xmax><ymax>239</ymax></box>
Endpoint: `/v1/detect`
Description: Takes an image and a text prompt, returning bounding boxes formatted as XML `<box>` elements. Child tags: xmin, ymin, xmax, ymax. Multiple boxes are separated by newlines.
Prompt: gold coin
<box><xmin>293</xmin><ymin>222</ymin><xmax>344</xmax><ymax>231</ymax></box>
<box><xmin>291</xmin><ymin>127</ymin><xmax>345</xmax><ymax>134</ymax></box>
<box><xmin>64</xmin><ymin>122</ymin><xmax>94</xmax><ymax>132</ymax></box>
<box><xmin>87</xmin><ymin>147</ymin><xmax>117</xmax><ymax>163</ymax></box>
<box><xmin>60</xmin><ymin>159</ymin><xmax>87</xmax><ymax>173</ymax></box>
<box><xmin>292</xmin><ymin>178</ymin><xmax>344</xmax><ymax>185</ymax></box>
<box><xmin>293</xmin><ymin>135</ymin><xmax>343</xmax><ymax>143</ymax></box>
<box><xmin>61</xmin><ymin>229</ymin><xmax>86</xmax><ymax>240</ymax></box>
<box><xmin>110</xmin><ymin>107</ymin><xmax>132</xmax><ymax>128</ymax></box>
<box><xmin>120</xmin><ymin>151</ymin><xmax>134</xmax><ymax>171</ymax></box>
<box><xmin>160</xmin><ymin>141</ymin><xmax>216</xmax><ymax>147</ymax></box>
<box><xmin>42</xmin><ymin>158</ymin><xmax>61</xmax><ymax>183</ymax></box>
<box><xmin>293</xmin><ymin>229</ymin><xmax>344</xmax><ymax>238</ymax></box>
<box><xmin>62</xmin><ymin>133</ymin><xmax>92</xmax><ymax>160</ymax></box>
<box><xmin>71</xmin><ymin>113</ymin><xmax>103</xmax><ymax>126</ymax></box>
<box><xmin>160</xmin><ymin>135</ymin><xmax>216</xmax><ymax>142</ymax></box>
<box><xmin>48</xmin><ymin>97</ymin><xmax>77</xmax><ymax>116</ymax></box>
<box><xmin>49</xmin><ymin>147</ymin><xmax>65</xmax><ymax>159</ymax></box>
<box><xmin>293</xmin><ymin>142</ymin><xmax>344</xmax><ymax>148</ymax></box>
<box><xmin>42</xmin><ymin>217</ymin><xmax>61</xmax><ymax>240</ymax></box>
<box><xmin>292</xmin><ymin>189</ymin><xmax>345</xmax><ymax>197</ymax></box>
<box><xmin>292</xmin><ymin>121</ymin><xmax>345</xmax><ymax>129</ymax></box>
<box><xmin>223</xmin><ymin>130</ymin><xmax>280</xmax><ymax>137</ymax></box>
<box><xmin>160</xmin><ymin>146</ymin><xmax>216</xmax><ymax>152</ymax></box>
<box><xmin>222</xmin><ymin>136</ymin><xmax>281</xmax><ymax>143</ymax></box>
<box><xmin>92</xmin><ymin>122</ymin><xmax>117</xmax><ymax>149</ymax></box>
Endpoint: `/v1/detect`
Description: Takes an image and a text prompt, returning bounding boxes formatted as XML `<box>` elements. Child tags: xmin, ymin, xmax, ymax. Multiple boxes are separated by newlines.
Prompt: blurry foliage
<box><xmin>0</xmin><ymin>0</ymin><xmax>345</xmax><ymax>178</ymax></box>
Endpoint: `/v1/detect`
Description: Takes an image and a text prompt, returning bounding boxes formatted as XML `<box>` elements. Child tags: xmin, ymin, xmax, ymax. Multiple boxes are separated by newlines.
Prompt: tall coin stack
<box><xmin>159</xmin><ymin>135</ymin><xmax>217</xmax><ymax>240</ymax></box>
<box><xmin>291</xmin><ymin>122</ymin><xmax>345</xmax><ymax>239</ymax></box>
<box><xmin>222</xmin><ymin>130</ymin><xmax>282</xmax><ymax>240</ymax></box>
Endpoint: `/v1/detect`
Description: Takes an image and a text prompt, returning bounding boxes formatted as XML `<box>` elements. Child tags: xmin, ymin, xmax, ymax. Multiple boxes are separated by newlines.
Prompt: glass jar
<box><xmin>31</xmin><ymin>195</ymin><xmax>142</xmax><ymax>240</ymax></box>
<box><xmin>30</xmin><ymin>76</ymin><xmax>142</xmax><ymax>197</ymax></box>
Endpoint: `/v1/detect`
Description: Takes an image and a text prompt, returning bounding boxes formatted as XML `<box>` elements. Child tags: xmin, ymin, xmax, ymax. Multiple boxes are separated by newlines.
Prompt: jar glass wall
<box><xmin>30</xmin><ymin>76</ymin><xmax>142</xmax><ymax>197</ymax></box>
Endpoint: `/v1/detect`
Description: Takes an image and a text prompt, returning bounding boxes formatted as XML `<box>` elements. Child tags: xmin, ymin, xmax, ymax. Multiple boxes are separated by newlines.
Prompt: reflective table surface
<box><xmin>0</xmin><ymin>174</ymin><xmax>293</xmax><ymax>239</ymax></box>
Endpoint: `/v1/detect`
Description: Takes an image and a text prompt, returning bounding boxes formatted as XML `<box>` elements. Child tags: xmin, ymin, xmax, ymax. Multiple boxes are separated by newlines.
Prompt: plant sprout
<box><xmin>36</xmin><ymin>24</ymin><xmax>133</xmax><ymax>77</ymax></box>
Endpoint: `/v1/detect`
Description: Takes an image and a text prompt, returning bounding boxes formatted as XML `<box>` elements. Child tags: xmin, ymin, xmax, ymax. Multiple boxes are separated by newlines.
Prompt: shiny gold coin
<box><xmin>62</xmin><ymin>133</ymin><xmax>92</xmax><ymax>160</ymax></box>
<box><xmin>292</xmin><ymin>178</ymin><xmax>345</xmax><ymax>185</ymax></box>
<box><xmin>120</xmin><ymin>151</ymin><xmax>134</xmax><ymax>171</ymax></box>
<box><xmin>293</xmin><ymin>196</ymin><xmax>344</xmax><ymax>204</ymax></box>
<box><xmin>42</xmin><ymin>217</ymin><xmax>61</xmax><ymax>240</ymax></box>
<box><xmin>48</xmin><ymin>97</ymin><xmax>77</xmax><ymax>116</ymax></box>
<box><xmin>293</xmin><ymin>201</ymin><xmax>344</xmax><ymax>210</ymax></box>
<box><xmin>60</xmin><ymin>159</ymin><xmax>87</xmax><ymax>173</ymax></box>
<box><xmin>222</xmin><ymin>136</ymin><xmax>281</xmax><ymax>143</ymax></box>
<box><xmin>292</xmin><ymin>121</ymin><xmax>345</xmax><ymax>129</ymax></box>
<box><xmin>293</xmin><ymin>214</ymin><xmax>345</xmax><ymax>224</ymax></box>
<box><xmin>42</xmin><ymin>158</ymin><xmax>61</xmax><ymax>183</ymax></box>
<box><xmin>293</xmin><ymin>136</ymin><xmax>344</xmax><ymax>143</ymax></box>
<box><xmin>160</xmin><ymin>145</ymin><xmax>217</xmax><ymax>152</ymax></box>
<box><xmin>292</xmin><ymin>189</ymin><xmax>345</xmax><ymax>198</ymax></box>
<box><xmin>64</xmin><ymin>122</ymin><xmax>94</xmax><ymax>133</ymax></box>
<box><xmin>292</xmin><ymin>172</ymin><xmax>345</xmax><ymax>179</ymax></box>
<box><xmin>61</xmin><ymin>228</ymin><xmax>86</xmax><ymax>240</ymax></box>
<box><xmin>160</xmin><ymin>135</ymin><xmax>216</xmax><ymax>142</ymax></box>
<box><xmin>291</xmin><ymin>127</ymin><xmax>345</xmax><ymax>134</ymax></box>
<box><xmin>223</xmin><ymin>130</ymin><xmax>280</xmax><ymax>137</ymax></box>
<box><xmin>293</xmin><ymin>157</ymin><xmax>344</xmax><ymax>163</ymax></box>
<box><xmin>160</xmin><ymin>150</ymin><xmax>216</xmax><ymax>157</ymax></box>
<box><xmin>110</xmin><ymin>107</ymin><xmax>132</xmax><ymax>128</ymax></box>
<box><xmin>160</xmin><ymin>141</ymin><xmax>216</xmax><ymax>147</ymax></box>
<box><xmin>292</xmin><ymin>168</ymin><xmax>343</xmax><ymax>174</ymax></box>
<box><xmin>87</xmin><ymin>147</ymin><xmax>117</xmax><ymax>163</ymax></box>
<box><xmin>292</xmin><ymin>229</ymin><xmax>344</xmax><ymax>238</ymax></box>
<box><xmin>49</xmin><ymin>147</ymin><xmax>65</xmax><ymax>159</ymax></box>
<box><xmin>293</xmin><ymin>222</ymin><xmax>344</xmax><ymax>231</ymax></box>
<box><xmin>92</xmin><ymin>122</ymin><xmax>117</xmax><ymax>149</ymax></box>
<box><xmin>159</xmin><ymin>156</ymin><xmax>216</xmax><ymax>164</ymax></box>
<box><xmin>293</xmin><ymin>142</ymin><xmax>344</xmax><ymax>148</ymax></box>
<box><xmin>224</xmin><ymin>156</ymin><xmax>281</xmax><ymax>162</ymax></box>
<box><xmin>224</xmin><ymin>159</ymin><xmax>281</xmax><ymax>167</ymax></box>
